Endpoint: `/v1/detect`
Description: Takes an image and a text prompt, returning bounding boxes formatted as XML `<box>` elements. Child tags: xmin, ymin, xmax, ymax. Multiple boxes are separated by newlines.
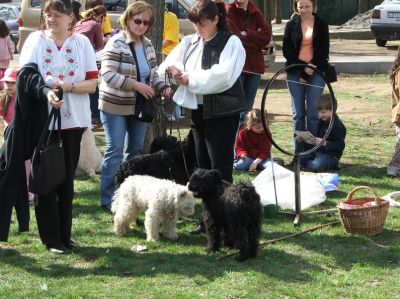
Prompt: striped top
<box><xmin>99</xmin><ymin>31</ymin><xmax>166</xmax><ymax>115</ymax></box>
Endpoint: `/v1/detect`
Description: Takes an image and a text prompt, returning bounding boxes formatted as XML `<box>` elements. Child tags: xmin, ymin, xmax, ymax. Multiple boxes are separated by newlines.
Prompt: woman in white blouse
<box><xmin>159</xmin><ymin>0</ymin><xmax>246</xmax><ymax>234</ymax></box>
<box><xmin>19</xmin><ymin>0</ymin><xmax>98</xmax><ymax>254</ymax></box>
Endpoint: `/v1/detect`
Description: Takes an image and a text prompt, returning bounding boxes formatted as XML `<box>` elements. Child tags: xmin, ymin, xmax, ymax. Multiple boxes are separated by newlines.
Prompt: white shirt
<box><xmin>158</xmin><ymin>33</ymin><xmax>246</xmax><ymax>109</ymax></box>
<box><xmin>19</xmin><ymin>31</ymin><xmax>97</xmax><ymax>129</ymax></box>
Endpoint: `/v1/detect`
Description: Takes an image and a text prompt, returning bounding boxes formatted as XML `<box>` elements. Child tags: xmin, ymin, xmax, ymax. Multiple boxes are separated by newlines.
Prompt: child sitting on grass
<box><xmin>234</xmin><ymin>109</ymin><xmax>272</xmax><ymax>172</ymax></box>
<box><xmin>299</xmin><ymin>95</ymin><xmax>346</xmax><ymax>172</ymax></box>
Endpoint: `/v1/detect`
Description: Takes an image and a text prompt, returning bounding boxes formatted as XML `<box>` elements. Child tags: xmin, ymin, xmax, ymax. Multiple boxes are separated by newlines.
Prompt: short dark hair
<box><xmin>317</xmin><ymin>94</ymin><xmax>337</xmax><ymax>112</ymax></box>
<box><xmin>188</xmin><ymin>0</ymin><xmax>228</xmax><ymax>31</ymax></box>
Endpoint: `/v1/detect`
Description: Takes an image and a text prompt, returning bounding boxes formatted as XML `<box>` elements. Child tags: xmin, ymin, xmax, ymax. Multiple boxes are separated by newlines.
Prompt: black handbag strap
<box><xmin>128</xmin><ymin>42</ymin><xmax>141</xmax><ymax>83</ymax></box>
<box><xmin>37</xmin><ymin>108</ymin><xmax>62</xmax><ymax>148</ymax></box>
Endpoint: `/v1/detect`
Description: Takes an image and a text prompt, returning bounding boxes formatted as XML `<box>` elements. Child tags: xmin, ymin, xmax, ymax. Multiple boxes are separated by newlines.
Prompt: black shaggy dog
<box><xmin>188</xmin><ymin>168</ymin><xmax>263</xmax><ymax>262</ymax></box>
<box><xmin>115</xmin><ymin>130</ymin><xmax>196</xmax><ymax>188</ymax></box>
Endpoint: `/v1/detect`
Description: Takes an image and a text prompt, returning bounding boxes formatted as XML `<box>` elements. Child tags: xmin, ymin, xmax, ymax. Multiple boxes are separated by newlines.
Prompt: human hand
<box><xmin>53</xmin><ymin>80</ymin><xmax>73</xmax><ymax>93</ymax></box>
<box><xmin>133</xmin><ymin>81</ymin><xmax>155</xmax><ymax>99</ymax></box>
<box><xmin>174</xmin><ymin>73</ymin><xmax>189</xmax><ymax>86</ymax></box>
<box><xmin>161</xmin><ymin>87</ymin><xmax>173</xmax><ymax>99</ymax></box>
<box><xmin>249</xmin><ymin>160</ymin><xmax>260</xmax><ymax>172</ymax></box>
<box><xmin>47</xmin><ymin>89</ymin><xmax>64</xmax><ymax>109</ymax></box>
<box><xmin>314</xmin><ymin>137</ymin><xmax>324</xmax><ymax>146</ymax></box>
<box><xmin>305</xmin><ymin>63</ymin><xmax>316</xmax><ymax>76</ymax></box>
<box><xmin>167</xmin><ymin>66</ymin><xmax>182</xmax><ymax>79</ymax></box>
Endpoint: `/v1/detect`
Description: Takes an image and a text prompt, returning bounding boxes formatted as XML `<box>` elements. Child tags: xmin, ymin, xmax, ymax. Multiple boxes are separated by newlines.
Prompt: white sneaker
<box><xmin>387</xmin><ymin>166</ymin><xmax>399</xmax><ymax>177</ymax></box>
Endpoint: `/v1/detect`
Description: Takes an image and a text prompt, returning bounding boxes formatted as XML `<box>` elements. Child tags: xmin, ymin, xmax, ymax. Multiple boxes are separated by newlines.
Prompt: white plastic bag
<box><xmin>252</xmin><ymin>162</ymin><xmax>326</xmax><ymax>211</ymax></box>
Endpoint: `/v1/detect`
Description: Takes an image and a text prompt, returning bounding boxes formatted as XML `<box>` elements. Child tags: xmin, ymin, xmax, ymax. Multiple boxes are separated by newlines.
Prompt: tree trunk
<box><xmin>358</xmin><ymin>0</ymin><xmax>369</xmax><ymax>14</ymax></box>
<box><xmin>275</xmin><ymin>0</ymin><xmax>282</xmax><ymax>24</ymax></box>
<box><xmin>143</xmin><ymin>0</ymin><xmax>166</xmax><ymax>154</ymax></box>
<box><xmin>264</xmin><ymin>0</ymin><xmax>273</xmax><ymax>24</ymax></box>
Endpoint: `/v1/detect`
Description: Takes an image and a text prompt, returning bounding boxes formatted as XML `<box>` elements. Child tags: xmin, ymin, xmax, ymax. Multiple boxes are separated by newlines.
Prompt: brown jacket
<box><xmin>390</xmin><ymin>66</ymin><xmax>400</xmax><ymax>123</ymax></box>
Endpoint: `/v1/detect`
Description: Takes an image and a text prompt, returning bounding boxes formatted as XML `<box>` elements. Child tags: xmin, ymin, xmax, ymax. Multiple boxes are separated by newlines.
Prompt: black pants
<box><xmin>35</xmin><ymin>129</ymin><xmax>84</xmax><ymax>246</ymax></box>
<box><xmin>191</xmin><ymin>106</ymin><xmax>239</xmax><ymax>183</ymax></box>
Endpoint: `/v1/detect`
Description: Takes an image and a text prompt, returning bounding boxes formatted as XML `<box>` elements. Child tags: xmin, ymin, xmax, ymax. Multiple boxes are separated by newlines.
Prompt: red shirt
<box><xmin>235</xmin><ymin>127</ymin><xmax>272</xmax><ymax>160</ymax></box>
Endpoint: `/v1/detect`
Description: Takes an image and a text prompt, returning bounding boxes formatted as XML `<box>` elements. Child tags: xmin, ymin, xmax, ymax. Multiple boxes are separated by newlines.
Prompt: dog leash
<box><xmin>164</xmin><ymin>72</ymin><xmax>191</xmax><ymax>182</ymax></box>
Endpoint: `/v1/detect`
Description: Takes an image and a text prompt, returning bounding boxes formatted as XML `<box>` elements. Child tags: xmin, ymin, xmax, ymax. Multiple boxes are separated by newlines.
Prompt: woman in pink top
<box><xmin>0</xmin><ymin>20</ymin><xmax>15</xmax><ymax>90</ymax></box>
<box><xmin>73</xmin><ymin>4</ymin><xmax>106</xmax><ymax>51</ymax></box>
<box><xmin>282</xmin><ymin>0</ymin><xmax>330</xmax><ymax>153</ymax></box>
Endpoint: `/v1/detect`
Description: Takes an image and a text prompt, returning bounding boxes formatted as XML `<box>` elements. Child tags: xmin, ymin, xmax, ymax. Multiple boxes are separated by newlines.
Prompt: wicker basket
<box><xmin>337</xmin><ymin>186</ymin><xmax>389</xmax><ymax>236</ymax></box>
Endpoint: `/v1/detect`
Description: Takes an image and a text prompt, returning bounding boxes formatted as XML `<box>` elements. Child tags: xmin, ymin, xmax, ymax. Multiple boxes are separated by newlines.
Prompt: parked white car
<box><xmin>370</xmin><ymin>0</ymin><xmax>400</xmax><ymax>47</ymax></box>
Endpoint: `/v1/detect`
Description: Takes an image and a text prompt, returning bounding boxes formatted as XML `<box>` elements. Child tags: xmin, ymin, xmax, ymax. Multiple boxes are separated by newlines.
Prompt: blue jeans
<box><xmin>233</xmin><ymin>157</ymin><xmax>270</xmax><ymax>171</ymax></box>
<box><xmin>287</xmin><ymin>71</ymin><xmax>325</xmax><ymax>152</ymax></box>
<box><xmin>100</xmin><ymin>111</ymin><xmax>148</xmax><ymax>205</ymax></box>
<box><xmin>300</xmin><ymin>152</ymin><xmax>339</xmax><ymax>172</ymax></box>
<box><xmin>239</xmin><ymin>72</ymin><xmax>262</xmax><ymax>125</ymax></box>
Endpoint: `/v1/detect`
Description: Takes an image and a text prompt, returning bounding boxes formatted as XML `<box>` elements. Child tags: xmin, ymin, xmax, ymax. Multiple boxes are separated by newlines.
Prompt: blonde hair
<box><xmin>119</xmin><ymin>1</ymin><xmax>154</xmax><ymax>33</ymax></box>
<box><xmin>245</xmin><ymin>109</ymin><xmax>265</xmax><ymax>129</ymax></box>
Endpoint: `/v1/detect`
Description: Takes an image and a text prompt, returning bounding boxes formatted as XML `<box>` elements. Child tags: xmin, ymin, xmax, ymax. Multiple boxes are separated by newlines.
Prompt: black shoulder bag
<box><xmin>29</xmin><ymin>108</ymin><xmax>65</xmax><ymax>195</ymax></box>
<box><xmin>325</xmin><ymin>63</ymin><xmax>337</xmax><ymax>83</ymax></box>
<box><xmin>128</xmin><ymin>42</ymin><xmax>156</xmax><ymax>123</ymax></box>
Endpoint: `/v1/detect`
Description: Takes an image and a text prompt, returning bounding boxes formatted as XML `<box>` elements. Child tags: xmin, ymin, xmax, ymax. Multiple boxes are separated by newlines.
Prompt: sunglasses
<box><xmin>132</xmin><ymin>19</ymin><xmax>150</xmax><ymax>26</ymax></box>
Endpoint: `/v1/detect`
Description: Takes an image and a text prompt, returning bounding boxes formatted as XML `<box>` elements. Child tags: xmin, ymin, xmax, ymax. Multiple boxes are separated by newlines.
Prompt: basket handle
<box><xmin>346</xmin><ymin>186</ymin><xmax>381</xmax><ymax>204</ymax></box>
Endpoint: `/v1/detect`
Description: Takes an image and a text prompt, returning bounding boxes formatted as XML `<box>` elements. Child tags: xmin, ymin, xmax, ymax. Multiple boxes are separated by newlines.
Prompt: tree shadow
<box><xmin>0</xmin><ymin>244</ymin><xmax>325</xmax><ymax>283</ymax></box>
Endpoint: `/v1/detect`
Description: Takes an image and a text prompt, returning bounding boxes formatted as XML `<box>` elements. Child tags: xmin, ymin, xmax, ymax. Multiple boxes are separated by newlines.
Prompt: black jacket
<box><xmin>0</xmin><ymin>63</ymin><xmax>51</xmax><ymax>241</ymax></box>
<box><xmin>185</xmin><ymin>31</ymin><xmax>246</xmax><ymax>119</ymax></box>
<box><xmin>316</xmin><ymin>114</ymin><xmax>346</xmax><ymax>159</ymax></box>
<box><xmin>283</xmin><ymin>14</ymin><xmax>330</xmax><ymax>81</ymax></box>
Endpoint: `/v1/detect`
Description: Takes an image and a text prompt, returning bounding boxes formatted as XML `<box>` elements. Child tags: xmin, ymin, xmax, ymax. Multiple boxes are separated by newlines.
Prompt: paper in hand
<box><xmin>295</xmin><ymin>130</ymin><xmax>315</xmax><ymax>144</ymax></box>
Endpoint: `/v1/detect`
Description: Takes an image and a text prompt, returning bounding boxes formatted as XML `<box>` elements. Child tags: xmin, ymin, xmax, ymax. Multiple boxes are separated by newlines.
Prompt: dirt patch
<box><xmin>255</xmin><ymin>74</ymin><xmax>391</xmax><ymax>123</ymax></box>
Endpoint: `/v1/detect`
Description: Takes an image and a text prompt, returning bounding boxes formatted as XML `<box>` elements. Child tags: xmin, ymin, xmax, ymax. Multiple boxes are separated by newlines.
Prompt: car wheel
<box><xmin>376</xmin><ymin>38</ymin><xmax>387</xmax><ymax>47</ymax></box>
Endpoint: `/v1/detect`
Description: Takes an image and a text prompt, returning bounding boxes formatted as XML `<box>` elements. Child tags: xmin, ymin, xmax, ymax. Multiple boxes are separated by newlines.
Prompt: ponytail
<box><xmin>188</xmin><ymin>0</ymin><xmax>229</xmax><ymax>31</ymax></box>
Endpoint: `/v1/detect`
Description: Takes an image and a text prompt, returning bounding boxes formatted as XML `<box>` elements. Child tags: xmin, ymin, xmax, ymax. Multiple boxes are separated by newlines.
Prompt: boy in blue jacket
<box><xmin>299</xmin><ymin>95</ymin><xmax>346</xmax><ymax>171</ymax></box>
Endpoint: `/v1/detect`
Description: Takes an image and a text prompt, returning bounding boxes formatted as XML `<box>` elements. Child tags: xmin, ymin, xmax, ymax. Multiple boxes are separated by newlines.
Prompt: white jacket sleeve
<box><xmin>158</xmin><ymin>35</ymin><xmax>192</xmax><ymax>75</ymax></box>
<box><xmin>187</xmin><ymin>35</ymin><xmax>245</xmax><ymax>95</ymax></box>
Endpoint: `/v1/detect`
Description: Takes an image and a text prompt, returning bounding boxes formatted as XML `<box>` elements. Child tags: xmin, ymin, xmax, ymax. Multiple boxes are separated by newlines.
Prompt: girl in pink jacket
<box><xmin>0</xmin><ymin>20</ymin><xmax>14</xmax><ymax>89</ymax></box>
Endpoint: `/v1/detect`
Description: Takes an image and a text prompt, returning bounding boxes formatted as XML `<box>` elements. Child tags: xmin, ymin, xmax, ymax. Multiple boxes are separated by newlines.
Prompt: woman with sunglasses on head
<box><xmin>19</xmin><ymin>0</ymin><xmax>98</xmax><ymax>253</ymax></box>
<box><xmin>73</xmin><ymin>4</ymin><xmax>106</xmax><ymax>51</ymax></box>
<box><xmin>283</xmin><ymin>0</ymin><xmax>330</xmax><ymax>154</ymax></box>
<box><xmin>98</xmin><ymin>1</ymin><xmax>172</xmax><ymax>213</ymax></box>
<box><xmin>159</xmin><ymin>0</ymin><xmax>246</xmax><ymax>234</ymax></box>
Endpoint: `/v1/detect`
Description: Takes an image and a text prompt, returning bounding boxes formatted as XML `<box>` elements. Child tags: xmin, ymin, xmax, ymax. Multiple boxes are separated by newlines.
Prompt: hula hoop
<box><xmin>260</xmin><ymin>63</ymin><xmax>337</xmax><ymax>157</ymax></box>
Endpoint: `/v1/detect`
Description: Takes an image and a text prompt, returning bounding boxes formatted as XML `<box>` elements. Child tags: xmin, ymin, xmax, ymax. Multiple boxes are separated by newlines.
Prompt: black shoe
<box><xmin>101</xmin><ymin>204</ymin><xmax>112</xmax><ymax>214</ymax></box>
<box><xmin>64</xmin><ymin>240</ymin><xmax>79</xmax><ymax>250</ymax></box>
<box><xmin>47</xmin><ymin>244</ymin><xmax>67</xmax><ymax>254</ymax></box>
<box><xmin>190</xmin><ymin>224</ymin><xmax>205</xmax><ymax>235</ymax></box>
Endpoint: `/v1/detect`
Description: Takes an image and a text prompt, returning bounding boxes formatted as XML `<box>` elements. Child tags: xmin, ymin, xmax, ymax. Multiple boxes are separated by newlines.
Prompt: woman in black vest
<box><xmin>159</xmin><ymin>0</ymin><xmax>246</xmax><ymax>234</ymax></box>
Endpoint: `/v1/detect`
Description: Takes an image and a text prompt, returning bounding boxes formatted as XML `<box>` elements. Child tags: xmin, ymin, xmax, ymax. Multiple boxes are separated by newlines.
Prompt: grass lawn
<box><xmin>1</xmin><ymin>74</ymin><xmax>400</xmax><ymax>298</ymax></box>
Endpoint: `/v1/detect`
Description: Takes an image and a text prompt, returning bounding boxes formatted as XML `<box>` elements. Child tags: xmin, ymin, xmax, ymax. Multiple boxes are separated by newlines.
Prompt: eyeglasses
<box><xmin>132</xmin><ymin>19</ymin><xmax>150</xmax><ymax>26</ymax></box>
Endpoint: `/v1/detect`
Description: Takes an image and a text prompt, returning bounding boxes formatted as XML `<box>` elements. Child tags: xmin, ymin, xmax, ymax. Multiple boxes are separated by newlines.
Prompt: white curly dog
<box><xmin>111</xmin><ymin>175</ymin><xmax>196</xmax><ymax>241</ymax></box>
<box><xmin>75</xmin><ymin>128</ymin><xmax>102</xmax><ymax>177</ymax></box>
